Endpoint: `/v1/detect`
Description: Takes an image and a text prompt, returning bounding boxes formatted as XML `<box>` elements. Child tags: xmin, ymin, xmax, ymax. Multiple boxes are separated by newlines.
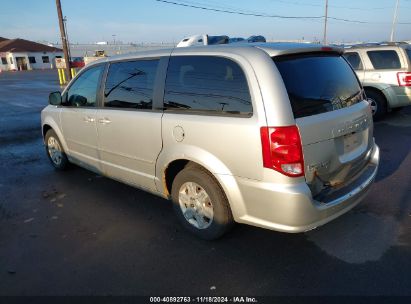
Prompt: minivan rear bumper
<box><xmin>232</xmin><ymin>143</ymin><xmax>379</xmax><ymax>233</ymax></box>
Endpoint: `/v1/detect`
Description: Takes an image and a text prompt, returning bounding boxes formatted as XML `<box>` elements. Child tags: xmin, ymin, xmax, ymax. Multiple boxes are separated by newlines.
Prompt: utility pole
<box><xmin>63</xmin><ymin>16</ymin><xmax>72</xmax><ymax>61</ymax></box>
<box><xmin>323</xmin><ymin>0</ymin><xmax>329</xmax><ymax>44</ymax></box>
<box><xmin>390</xmin><ymin>0</ymin><xmax>400</xmax><ymax>42</ymax></box>
<box><xmin>56</xmin><ymin>0</ymin><xmax>71</xmax><ymax>80</ymax></box>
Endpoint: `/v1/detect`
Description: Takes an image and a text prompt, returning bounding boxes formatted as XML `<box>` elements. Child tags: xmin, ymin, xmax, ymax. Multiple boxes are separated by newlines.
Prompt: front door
<box><xmin>60</xmin><ymin>64</ymin><xmax>105</xmax><ymax>172</ymax></box>
<box><xmin>15</xmin><ymin>57</ymin><xmax>28</xmax><ymax>70</ymax></box>
<box><xmin>97</xmin><ymin>59</ymin><xmax>163</xmax><ymax>191</ymax></box>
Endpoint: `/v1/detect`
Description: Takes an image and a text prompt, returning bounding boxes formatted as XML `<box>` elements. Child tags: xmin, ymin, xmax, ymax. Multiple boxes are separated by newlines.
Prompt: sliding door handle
<box><xmin>83</xmin><ymin>116</ymin><xmax>95</xmax><ymax>123</ymax></box>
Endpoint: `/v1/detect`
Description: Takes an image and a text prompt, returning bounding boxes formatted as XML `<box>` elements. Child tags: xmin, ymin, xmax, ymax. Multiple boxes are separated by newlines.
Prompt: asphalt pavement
<box><xmin>0</xmin><ymin>70</ymin><xmax>410</xmax><ymax>297</ymax></box>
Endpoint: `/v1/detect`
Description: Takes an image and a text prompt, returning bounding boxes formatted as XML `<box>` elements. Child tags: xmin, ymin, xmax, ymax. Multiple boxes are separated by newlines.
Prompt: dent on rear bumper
<box><xmin>227</xmin><ymin>144</ymin><xmax>380</xmax><ymax>233</ymax></box>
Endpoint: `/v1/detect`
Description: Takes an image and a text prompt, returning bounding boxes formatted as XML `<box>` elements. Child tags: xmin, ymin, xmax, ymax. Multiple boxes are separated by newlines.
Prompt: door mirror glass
<box><xmin>49</xmin><ymin>91</ymin><xmax>62</xmax><ymax>106</ymax></box>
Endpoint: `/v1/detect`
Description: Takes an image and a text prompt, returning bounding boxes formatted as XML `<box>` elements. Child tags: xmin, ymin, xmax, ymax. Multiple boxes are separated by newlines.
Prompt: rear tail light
<box><xmin>397</xmin><ymin>72</ymin><xmax>411</xmax><ymax>86</ymax></box>
<box><xmin>260</xmin><ymin>125</ymin><xmax>305</xmax><ymax>177</ymax></box>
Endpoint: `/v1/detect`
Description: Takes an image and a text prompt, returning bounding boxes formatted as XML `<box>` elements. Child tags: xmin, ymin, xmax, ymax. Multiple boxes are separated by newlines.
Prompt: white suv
<box><xmin>344</xmin><ymin>43</ymin><xmax>411</xmax><ymax>119</ymax></box>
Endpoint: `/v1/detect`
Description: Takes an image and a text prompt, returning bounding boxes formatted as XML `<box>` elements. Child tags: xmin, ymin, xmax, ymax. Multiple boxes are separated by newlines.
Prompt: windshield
<box><xmin>274</xmin><ymin>53</ymin><xmax>362</xmax><ymax>118</ymax></box>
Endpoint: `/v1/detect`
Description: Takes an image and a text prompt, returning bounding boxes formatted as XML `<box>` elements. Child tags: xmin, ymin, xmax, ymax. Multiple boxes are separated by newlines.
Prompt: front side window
<box><xmin>42</xmin><ymin>56</ymin><xmax>50</xmax><ymax>63</ymax></box>
<box><xmin>274</xmin><ymin>53</ymin><xmax>362</xmax><ymax>119</ymax></box>
<box><xmin>28</xmin><ymin>56</ymin><xmax>36</xmax><ymax>64</ymax></box>
<box><xmin>343</xmin><ymin>52</ymin><xmax>363</xmax><ymax>70</ymax></box>
<box><xmin>104</xmin><ymin>59</ymin><xmax>159</xmax><ymax>110</ymax></box>
<box><xmin>65</xmin><ymin>65</ymin><xmax>104</xmax><ymax>107</ymax></box>
<box><xmin>367</xmin><ymin>50</ymin><xmax>401</xmax><ymax>69</ymax></box>
<box><xmin>164</xmin><ymin>56</ymin><xmax>252</xmax><ymax>115</ymax></box>
<box><xmin>1</xmin><ymin>57</ymin><xmax>6</xmax><ymax>64</ymax></box>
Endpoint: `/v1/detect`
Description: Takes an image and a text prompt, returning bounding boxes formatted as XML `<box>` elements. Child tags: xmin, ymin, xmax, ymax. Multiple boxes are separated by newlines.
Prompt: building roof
<box><xmin>0</xmin><ymin>38</ymin><xmax>62</xmax><ymax>53</ymax></box>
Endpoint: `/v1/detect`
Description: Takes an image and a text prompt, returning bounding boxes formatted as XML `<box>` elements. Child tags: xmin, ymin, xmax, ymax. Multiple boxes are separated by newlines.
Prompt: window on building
<box><xmin>367</xmin><ymin>50</ymin><xmax>401</xmax><ymax>69</ymax></box>
<box><xmin>1</xmin><ymin>57</ymin><xmax>7</xmax><ymax>65</ymax></box>
<box><xmin>28</xmin><ymin>56</ymin><xmax>36</xmax><ymax>64</ymax></box>
<box><xmin>164</xmin><ymin>56</ymin><xmax>252</xmax><ymax>115</ymax></box>
<box><xmin>343</xmin><ymin>52</ymin><xmax>363</xmax><ymax>70</ymax></box>
<box><xmin>9</xmin><ymin>57</ymin><xmax>13</xmax><ymax>64</ymax></box>
<box><xmin>104</xmin><ymin>59</ymin><xmax>159</xmax><ymax>110</ymax></box>
<box><xmin>42</xmin><ymin>56</ymin><xmax>50</xmax><ymax>63</ymax></box>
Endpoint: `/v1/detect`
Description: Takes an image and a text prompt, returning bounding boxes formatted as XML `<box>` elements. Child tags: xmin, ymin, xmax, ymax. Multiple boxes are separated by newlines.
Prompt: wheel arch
<box><xmin>363</xmin><ymin>85</ymin><xmax>389</xmax><ymax>107</ymax></box>
<box><xmin>41</xmin><ymin>119</ymin><xmax>69</xmax><ymax>153</ymax></box>
<box><xmin>157</xmin><ymin>149</ymin><xmax>247</xmax><ymax>221</ymax></box>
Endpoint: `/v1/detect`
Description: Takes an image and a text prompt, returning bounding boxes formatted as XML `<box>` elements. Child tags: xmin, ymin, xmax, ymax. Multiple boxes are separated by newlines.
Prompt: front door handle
<box><xmin>98</xmin><ymin>118</ymin><xmax>111</xmax><ymax>124</ymax></box>
<box><xmin>83</xmin><ymin>116</ymin><xmax>95</xmax><ymax>123</ymax></box>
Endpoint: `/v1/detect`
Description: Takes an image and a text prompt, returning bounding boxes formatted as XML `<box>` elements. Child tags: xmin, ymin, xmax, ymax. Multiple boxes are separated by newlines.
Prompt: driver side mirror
<box><xmin>49</xmin><ymin>91</ymin><xmax>62</xmax><ymax>106</ymax></box>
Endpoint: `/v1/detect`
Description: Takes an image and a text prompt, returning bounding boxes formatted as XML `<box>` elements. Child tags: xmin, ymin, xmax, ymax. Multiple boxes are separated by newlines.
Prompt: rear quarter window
<box><xmin>343</xmin><ymin>52</ymin><xmax>363</xmax><ymax>70</ymax></box>
<box><xmin>164</xmin><ymin>56</ymin><xmax>252</xmax><ymax>116</ymax></box>
<box><xmin>367</xmin><ymin>50</ymin><xmax>401</xmax><ymax>69</ymax></box>
<box><xmin>406</xmin><ymin>49</ymin><xmax>411</xmax><ymax>64</ymax></box>
<box><xmin>274</xmin><ymin>53</ymin><xmax>362</xmax><ymax>119</ymax></box>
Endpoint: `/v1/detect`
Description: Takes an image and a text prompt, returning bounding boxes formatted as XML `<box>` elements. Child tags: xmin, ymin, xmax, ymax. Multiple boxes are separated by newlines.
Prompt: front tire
<box><xmin>171</xmin><ymin>165</ymin><xmax>234</xmax><ymax>240</ymax></box>
<box><xmin>45</xmin><ymin>129</ymin><xmax>69</xmax><ymax>170</ymax></box>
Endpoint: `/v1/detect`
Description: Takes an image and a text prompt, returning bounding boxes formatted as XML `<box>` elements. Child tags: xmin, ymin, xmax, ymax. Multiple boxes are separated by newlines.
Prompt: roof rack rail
<box><xmin>343</xmin><ymin>41</ymin><xmax>409</xmax><ymax>49</ymax></box>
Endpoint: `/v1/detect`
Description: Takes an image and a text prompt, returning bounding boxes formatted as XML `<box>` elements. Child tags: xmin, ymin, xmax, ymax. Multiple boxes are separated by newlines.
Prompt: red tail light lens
<box><xmin>260</xmin><ymin>126</ymin><xmax>304</xmax><ymax>177</ymax></box>
<box><xmin>397</xmin><ymin>72</ymin><xmax>411</xmax><ymax>86</ymax></box>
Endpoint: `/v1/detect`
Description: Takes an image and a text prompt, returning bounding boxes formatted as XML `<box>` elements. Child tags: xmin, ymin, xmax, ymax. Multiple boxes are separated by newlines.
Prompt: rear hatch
<box><xmin>274</xmin><ymin>52</ymin><xmax>374</xmax><ymax>198</ymax></box>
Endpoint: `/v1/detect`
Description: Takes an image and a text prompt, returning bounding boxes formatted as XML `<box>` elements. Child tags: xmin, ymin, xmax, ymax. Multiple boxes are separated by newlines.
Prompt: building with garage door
<box><xmin>0</xmin><ymin>37</ymin><xmax>63</xmax><ymax>71</ymax></box>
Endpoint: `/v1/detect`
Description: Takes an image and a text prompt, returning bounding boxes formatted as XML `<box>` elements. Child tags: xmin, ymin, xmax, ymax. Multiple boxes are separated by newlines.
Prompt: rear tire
<box><xmin>45</xmin><ymin>129</ymin><xmax>69</xmax><ymax>170</ymax></box>
<box><xmin>365</xmin><ymin>89</ymin><xmax>387</xmax><ymax>121</ymax></box>
<box><xmin>171</xmin><ymin>165</ymin><xmax>234</xmax><ymax>240</ymax></box>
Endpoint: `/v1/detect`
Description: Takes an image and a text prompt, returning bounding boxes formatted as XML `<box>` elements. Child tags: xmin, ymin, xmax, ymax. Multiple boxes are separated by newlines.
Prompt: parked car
<box><xmin>228</xmin><ymin>37</ymin><xmax>245</xmax><ymax>43</ymax></box>
<box><xmin>343</xmin><ymin>42</ymin><xmax>411</xmax><ymax>119</ymax></box>
<box><xmin>70</xmin><ymin>57</ymin><xmax>85</xmax><ymax>68</ymax></box>
<box><xmin>176</xmin><ymin>34</ymin><xmax>229</xmax><ymax>47</ymax></box>
<box><xmin>42</xmin><ymin>43</ymin><xmax>379</xmax><ymax>239</ymax></box>
<box><xmin>247</xmin><ymin>35</ymin><xmax>266</xmax><ymax>43</ymax></box>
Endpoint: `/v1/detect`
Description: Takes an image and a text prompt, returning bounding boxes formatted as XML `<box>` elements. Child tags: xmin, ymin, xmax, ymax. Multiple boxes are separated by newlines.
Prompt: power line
<box><xmin>154</xmin><ymin>0</ymin><xmax>323</xmax><ymax>19</ymax></box>
<box><xmin>154</xmin><ymin>0</ymin><xmax>411</xmax><ymax>25</ymax></box>
<box><xmin>269</xmin><ymin>0</ymin><xmax>394</xmax><ymax>11</ymax></box>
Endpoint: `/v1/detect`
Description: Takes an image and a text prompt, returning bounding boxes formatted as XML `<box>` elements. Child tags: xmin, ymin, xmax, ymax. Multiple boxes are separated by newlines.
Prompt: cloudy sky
<box><xmin>1</xmin><ymin>0</ymin><xmax>410</xmax><ymax>44</ymax></box>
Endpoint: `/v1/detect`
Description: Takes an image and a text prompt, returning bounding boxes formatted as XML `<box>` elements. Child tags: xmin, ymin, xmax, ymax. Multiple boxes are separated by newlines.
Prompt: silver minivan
<box><xmin>41</xmin><ymin>43</ymin><xmax>380</xmax><ymax>239</ymax></box>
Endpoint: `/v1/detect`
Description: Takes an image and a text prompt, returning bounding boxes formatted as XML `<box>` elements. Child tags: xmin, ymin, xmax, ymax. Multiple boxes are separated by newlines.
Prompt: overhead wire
<box><xmin>154</xmin><ymin>0</ymin><xmax>411</xmax><ymax>25</ymax></box>
<box><xmin>154</xmin><ymin>0</ymin><xmax>323</xmax><ymax>19</ymax></box>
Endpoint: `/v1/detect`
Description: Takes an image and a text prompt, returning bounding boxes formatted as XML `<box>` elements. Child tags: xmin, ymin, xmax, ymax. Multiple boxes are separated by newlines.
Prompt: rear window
<box><xmin>367</xmin><ymin>50</ymin><xmax>401</xmax><ymax>69</ymax></box>
<box><xmin>274</xmin><ymin>54</ymin><xmax>362</xmax><ymax>119</ymax></box>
